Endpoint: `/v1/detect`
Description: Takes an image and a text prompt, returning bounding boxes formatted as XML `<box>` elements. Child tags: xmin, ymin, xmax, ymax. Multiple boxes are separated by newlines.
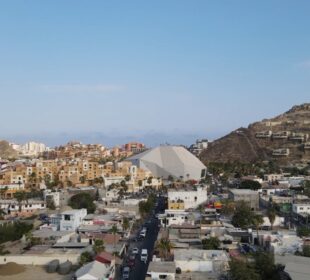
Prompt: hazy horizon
<box><xmin>1</xmin><ymin>1</ymin><xmax>309</xmax><ymax>146</ymax></box>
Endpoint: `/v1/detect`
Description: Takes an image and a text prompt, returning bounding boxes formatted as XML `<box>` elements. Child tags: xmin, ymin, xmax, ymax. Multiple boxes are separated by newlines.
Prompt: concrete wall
<box><xmin>0</xmin><ymin>254</ymin><xmax>79</xmax><ymax>265</ymax></box>
<box><xmin>175</xmin><ymin>260</ymin><xmax>213</xmax><ymax>272</ymax></box>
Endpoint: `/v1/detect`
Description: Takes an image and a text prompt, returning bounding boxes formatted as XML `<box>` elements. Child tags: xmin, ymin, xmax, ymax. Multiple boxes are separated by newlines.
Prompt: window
<box><xmin>64</xmin><ymin>215</ymin><xmax>71</xmax><ymax>221</ymax></box>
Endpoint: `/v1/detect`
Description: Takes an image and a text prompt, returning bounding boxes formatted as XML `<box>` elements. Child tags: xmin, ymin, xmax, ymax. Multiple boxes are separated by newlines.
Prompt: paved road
<box><xmin>121</xmin><ymin>196</ymin><xmax>165</xmax><ymax>280</ymax></box>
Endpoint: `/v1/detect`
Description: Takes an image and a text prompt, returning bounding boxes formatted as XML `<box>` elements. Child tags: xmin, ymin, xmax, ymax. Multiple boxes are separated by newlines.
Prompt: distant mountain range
<box><xmin>200</xmin><ymin>103</ymin><xmax>310</xmax><ymax>165</ymax></box>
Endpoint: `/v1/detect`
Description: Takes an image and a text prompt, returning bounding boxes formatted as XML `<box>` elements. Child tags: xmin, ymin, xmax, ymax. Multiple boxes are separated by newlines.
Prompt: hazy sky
<box><xmin>0</xmin><ymin>1</ymin><xmax>309</xmax><ymax>146</ymax></box>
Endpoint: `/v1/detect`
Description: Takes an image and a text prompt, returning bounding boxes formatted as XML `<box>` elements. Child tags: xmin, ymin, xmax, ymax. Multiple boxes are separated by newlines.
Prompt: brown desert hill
<box><xmin>201</xmin><ymin>103</ymin><xmax>310</xmax><ymax>164</ymax></box>
<box><xmin>0</xmin><ymin>140</ymin><xmax>17</xmax><ymax>159</ymax></box>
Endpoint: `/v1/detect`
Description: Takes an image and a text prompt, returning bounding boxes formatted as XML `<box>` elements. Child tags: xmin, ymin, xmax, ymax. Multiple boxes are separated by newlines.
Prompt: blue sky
<box><xmin>0</xmin><ymin>1</ymin><xmax>309</xmax><ymax>147</ymax></box>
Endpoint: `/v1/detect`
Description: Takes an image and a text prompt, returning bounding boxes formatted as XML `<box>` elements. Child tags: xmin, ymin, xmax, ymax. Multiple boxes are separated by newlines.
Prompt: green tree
<box><xmin>232</xmin><ymin>201</ymin><xmax>255</xmax><ymax>229</ymax></box>
<box><xmin>252</xmin><ymin>214</ymin><xmax>264</xmax><ymax>245</ymax></box>
<box><xmin>198</xmin><ymin>204</ymin><xmax>204</xmax><ymax>238</ymax></box>
<box><xmin>297</xmin><ymin>226</ymin><xmax>310</xmax><ymax>238</ymax></box>
<box><xmin>229</xmin><ymin>258</ymin><xmax>260</xmax><ymax>280</ymax></box>
<box><xmin>240</xmin><ymin>180</ymin><xmax>262</xmax><ymax>190</ymax></box>
<box><xmin>303</xmin><ymin>180</ymin><xmax>310</xmax><ymax>197</ymax></box>
<box><xmin>44</xmin><ymin>174</ymin><xmax>52</xmax><ymax>187</ymax></box>
<box><xmin>125</xmin><ymin>175</ymin><xmax>131</xmax><ymax>182</ymax></box>
<box><xmin>0</xmin><ymin>222</ymin><xmax>33</xmax><ymax>244</ymax></box>
<box><xmin>46</xmin><ymin>196</ymin><xmax>56</xmax><ymax>210</ymax></box>
<box><xmin>221</xmin><ymin>200</ymin><xmax>236</xmax><ymax>215</ymax></box>
<box><xmin>0</xmin><ymin>186</ymin><xmax>8</xmax><ymax>199</ymax></box>
<box><xmin>80</xmin><ymin>251</ymin><xmax>93</xmax><ymax>265</ymax></box>
<box><xmin>202</xmin><ymin>237</ymin><xmax>220</xmax><ymax>250</ymax></box>
<box><xmin>68</xmin><ymin>192</ymin><xmax>96</xmax><ymax>213</ymax></box>
<box><xmin>14</xmin><ymin>191</ymin><xmax>27</xmax><ymax>212</ymax></box>
<box><xmin>156</xmin><ymin>238</ymin><xmax>172</xmax><ymax>260</ymax></box>
<box><xmin>303</xmin><ymin>245</ymin><xmax>310</xmax><ymax>257</ymax></box>
<box><xmin>122</xmin><ymin>217</ymin><xmax>130</xmax><ymax>232</ymax></box>
<box><xmin>267</xmin><ymin>207</ymin><xmax>276</xmax><ymax>230</ymax></box>
<box><xmin>95</xmin><ymin>189</ymin><xmax>100</xmax><ymax>201</ymax></box>
<box><xmin>93</xmin><ymin>239</ymin><xmax>105</xmax><ymax>254</ymax></box>
<box><xmin>253</xmin><ymin>251</ymin><xmax>280</xmax><ymax>280</ymax></box>
<box><xmin>110</xmin><ymin>224</ymin><xmax>118</xmax><ymax>251</ymax></box>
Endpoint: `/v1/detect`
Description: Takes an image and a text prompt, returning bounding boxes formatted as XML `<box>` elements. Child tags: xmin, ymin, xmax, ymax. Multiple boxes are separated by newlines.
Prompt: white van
<box><xmin>140</xmin><ymin>249</ymin><xmax>148</xmax><ymax>263</ymax></box>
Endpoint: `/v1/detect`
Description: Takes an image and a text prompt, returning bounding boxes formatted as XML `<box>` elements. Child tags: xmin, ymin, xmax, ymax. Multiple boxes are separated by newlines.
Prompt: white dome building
<box><xmin>127</xmin><ymin>145</ymin><xmax>207</xmax><ymax>181</ymax></box>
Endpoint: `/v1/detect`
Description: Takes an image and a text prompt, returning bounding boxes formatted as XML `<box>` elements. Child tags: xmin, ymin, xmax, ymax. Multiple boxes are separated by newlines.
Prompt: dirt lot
<box><xmin>0</xmin><ymin>263</ymin><xmax>74</xmax><ymax>280</ymax></box>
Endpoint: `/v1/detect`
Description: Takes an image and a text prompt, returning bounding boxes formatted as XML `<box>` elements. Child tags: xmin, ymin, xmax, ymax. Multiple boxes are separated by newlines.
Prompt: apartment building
<box><xmin>228</xmin><ymin>189</ymin><xmax>259</xmax><ymax>210</ymax></box>
<box><xmin>168</xmin><ymin>185</ymin><xmax>208</xmax><ymax>210</ymax></box>
<box><xmin>60</xmin><ymin>209</ymin><xmax>88</xmax><ymax>231</ymax></box>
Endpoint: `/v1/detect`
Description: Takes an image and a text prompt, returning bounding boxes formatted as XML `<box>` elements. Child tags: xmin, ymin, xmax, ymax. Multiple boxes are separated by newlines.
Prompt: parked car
<box><xmin>122</xmin><ymin>266</ymin><xmax>130</xmax><ymax>279</ymax></box>
<box><xmin>132</xmin><ymin>247</ymin><xmax>139</xmax><ymax>254</ymax></box>
<box><xmin>140</xmin><ymin>249</ymin><xmax>148</xmax><ymax>263</ymax></box>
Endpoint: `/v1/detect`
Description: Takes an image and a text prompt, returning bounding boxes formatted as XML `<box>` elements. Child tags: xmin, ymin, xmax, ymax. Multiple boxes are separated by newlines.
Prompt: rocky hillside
<box><xmin>0</xmin><ymin>140</ymin><xmax>17</xmax><ymax>159</ymax></box>
<box><xmin>201</xmin><ymin>103</ymin><xmax>310</xmax><ymax>164</ymax></box>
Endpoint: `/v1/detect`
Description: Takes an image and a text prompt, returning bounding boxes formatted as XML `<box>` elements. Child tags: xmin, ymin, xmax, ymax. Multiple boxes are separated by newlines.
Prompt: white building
<box><xmin>264</xmin><ymin>174</ymin><xmax>284</xmax><ymax>182</ymax></box>
<box><xmin>103</xmin><ymin>176</ymin><xmax>125</xmax><ymax>187</ymax></box>
<box><xmin>292</xmin><ymin>202</ymin><xmax>310</xmax><ymax>215</ymax></box>
<box><xmin>60</xmin><ymin>209</ymin><xmax>87</xmax><ymax>231</ymax></box>
<box><xmin>11</xmin><ymin>141</ymin><xmax>49</xmax><ymax>156</ymax></box>
<box><xmin>43</xmin><ymin>189</ymin><xmax>60</xmax><ymax>207</ymax></box>
<box><xmin>257</xmin><ymin>231</ymin><xmax>303</xmax><ymax>255</ymax></box>
<box><xmin>174</xmin><ymin>249</ymin><xmax>229</xmax><ymax>273</ymax></box>
<box><xmin>159</xmin><ymin>210</ymin><xmax>194</xmax><ymax>227</ymax></box>
<box><xmin>128</xmin><ymin>145</ymin><xmax>207</xmax><ymax>181</ymax></box>
<box><xmin>0</xmin><ymin>199</ymin><xmax>46</xmax><ymax>214</ymax></box>
<box><xmin>168</xmin><ymin>185</ymin><xmax>208</xmax><ymax>210</ymax></box>
<box><xmin>23</xmin><ymin>141</ymin><xmax>48</xmax><ymax>156</ymax></box>
<box><xmin>75</xmin><ymin>260</ymin><xmax>115</xmax><ymax>280</ymax></box>
<box><xmin>289</xmin><ymin>177</ymin><xmax>305</xmax><ymax>188</ymax></box>
<box><xmin>147</xmin><ymin>261</ymin><xmax>176</xmax><ymax>280</ymax></box>
<box><xmin>102</xmin><ymin>188</ymin><xmax>120</xmax><ymax>203</ymax></box>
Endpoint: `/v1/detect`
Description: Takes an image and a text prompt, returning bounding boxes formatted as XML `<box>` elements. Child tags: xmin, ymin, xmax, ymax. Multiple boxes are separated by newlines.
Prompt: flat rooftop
<box><xmin>275</xmin><ymin>255</ymin><xmax>310</xmax><ymax>280</ymax></box>
<box><xmin>174</xmin><ymin>249</ymin><xmax>229</xmax><ymax>262</ymax></box>
<box><xmin>229</xmin><ymin>189</ymin><xmax>258</xmax><ymax>195</ymax></box>
<box><xmin>148</xmin><ymin>261</ymin><xmax>176</xmax><ymax>274</ymax></box>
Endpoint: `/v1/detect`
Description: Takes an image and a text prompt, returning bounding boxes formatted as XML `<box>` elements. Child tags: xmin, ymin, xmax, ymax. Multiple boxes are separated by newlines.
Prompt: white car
<box><xmin>140</xmin><ymin>249</ymin><xmax>148</xmax><ymax>263</ymax></box>
<box><xmin>132</xmin><ymin>247</ymin><xmax>139</xmax><ymax>254</ymax></box>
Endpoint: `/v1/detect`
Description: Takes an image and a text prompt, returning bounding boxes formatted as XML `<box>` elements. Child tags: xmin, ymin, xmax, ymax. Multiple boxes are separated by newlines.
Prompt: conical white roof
<box><xmin>128</xmin><ymin>145</ymin><xmax>206</xmax><ymax>181</ymax></box>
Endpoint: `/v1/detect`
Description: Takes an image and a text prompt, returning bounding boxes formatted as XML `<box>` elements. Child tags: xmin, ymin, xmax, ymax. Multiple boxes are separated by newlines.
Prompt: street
<box><xmin>121</xmin><ymin>196</ymin><xmax>164</xmax><ymax>280</ymax></box>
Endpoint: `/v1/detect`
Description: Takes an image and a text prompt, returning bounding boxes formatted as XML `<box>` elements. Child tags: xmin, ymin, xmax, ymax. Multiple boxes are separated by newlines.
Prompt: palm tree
<box><xmin>93</xmin><ymin>239</ymin><xmax>105</xmax><ymax>254</ymax></box>
<box><xmin>122</xmin><ymin>217</ymin><xmax>130</xmax><ymax>233</ymax></box>
<box><xmin>110</xmin><ymin>224</ymin><xmax>118</xmax><ymax>252</ymax></box>
<box><xmin>267</xmin><ymin>208</ymin><xmax>276</xmax><ymax>230</ymax></box>
<box><xmin>156</xmin><ymin>238</ymin><xmax>172</xmax><ymax>260</ymax></box>
<box><xmin>252</xmin><ymin>214</ymin><xmax>264</xmax><ymax>245</ymax></box>
<box><xmin>14</xmin><ymin>191</ymin><xmax>27</xmax><ymax>212</ymax></box>
<box><xmin>0</xmin><ymin>186</ymin><xmax>8</xmax><ymax>199</ymax></box>
<box><xmin>198</xmin><ymin>204</ymin><xmax>205</xmax><ymax>238</ymax></box>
